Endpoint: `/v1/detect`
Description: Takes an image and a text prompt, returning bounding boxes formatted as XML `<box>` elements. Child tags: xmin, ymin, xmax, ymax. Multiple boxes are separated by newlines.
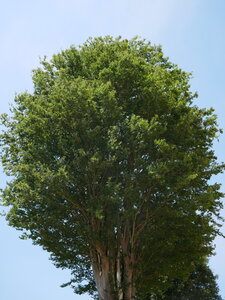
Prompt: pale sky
<box><xmin>1</xmin><ymin>1</ymin><xmax>225</xmax><ymax>299</ymax></box>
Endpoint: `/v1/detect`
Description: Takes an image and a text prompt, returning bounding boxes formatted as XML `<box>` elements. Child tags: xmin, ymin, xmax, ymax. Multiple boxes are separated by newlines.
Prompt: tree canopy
<box><xmin>0</xmin><ymin>36</ymin><xmax>224</xmax><ymax>299</ymax></box>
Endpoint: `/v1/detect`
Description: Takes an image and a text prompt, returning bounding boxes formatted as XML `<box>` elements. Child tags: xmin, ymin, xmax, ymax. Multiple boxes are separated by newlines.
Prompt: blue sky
<box><xmin>0</xmin><ymin>1</ymin><xmax>225</xmax><ymax>299</ymax></box>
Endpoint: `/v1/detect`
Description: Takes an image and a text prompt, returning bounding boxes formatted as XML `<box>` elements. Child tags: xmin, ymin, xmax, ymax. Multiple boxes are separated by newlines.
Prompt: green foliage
<box><xmin>149</xmin><ymin>264</ymin><xmax>223</xmax><ymax>300</ymax></box>
<box><xmin>0</xmin><ymin>36</ymin><xmax>224</xmax><ymax>298</ymax></box>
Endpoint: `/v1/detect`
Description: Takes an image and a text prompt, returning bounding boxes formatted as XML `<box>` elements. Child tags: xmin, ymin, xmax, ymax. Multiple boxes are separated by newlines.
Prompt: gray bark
<box><xmin>90</xmin><ymin>224</ymin><xmax>137</xmax><ymax>300</ymax></box>
<box><xmin>91</xmin><ymin>249</ymin><xmax>115</xmax><ymax>300</ymax></box>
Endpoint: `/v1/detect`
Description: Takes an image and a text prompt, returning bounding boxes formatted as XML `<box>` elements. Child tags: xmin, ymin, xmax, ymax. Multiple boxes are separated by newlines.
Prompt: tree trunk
<box><xmin>124</xmin><ymin>256</ymin><xmax>136</xmax><ymax>299</ymax></box>
<box><xmin>91</xmin><ymin>248</ymin><xmax>116</xmax><ymax>300</ymax></box>
<box><xmin>91</xmin><ymin>228</ymin><xmax>137</xmax><ymax>300</ymax></box>
<box><xmin>116</xmin><ymin>246</ymin><xmax>123</xmax><ymax>300</ymax></box>
<box><xmin>121</xmin><ymin>226</ymin><xmax>136</xmax><ymax>300</ymax></box>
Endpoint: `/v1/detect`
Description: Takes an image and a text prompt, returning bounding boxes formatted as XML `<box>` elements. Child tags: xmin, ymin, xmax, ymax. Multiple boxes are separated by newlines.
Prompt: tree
<box><xmin>0</xmin><ymin>36</ymin><xmax>224</xmax><ymax>299</ymax></box>
<box><xmin>148</xmin><ymin>264</ymin><xmax>223</xmax><ymax>300</ymax></box>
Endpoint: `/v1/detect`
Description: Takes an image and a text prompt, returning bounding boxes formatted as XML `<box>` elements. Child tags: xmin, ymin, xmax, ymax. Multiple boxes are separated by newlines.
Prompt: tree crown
<box><xmin>0</xmin><ymin>36</ymin><xmax>224</xmax><ymax>298</ymax></box>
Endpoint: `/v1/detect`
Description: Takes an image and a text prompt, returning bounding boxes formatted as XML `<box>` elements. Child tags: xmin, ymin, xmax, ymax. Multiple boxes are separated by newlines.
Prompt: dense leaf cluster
<box><xmin>149</xmin><ymin>264</ymin><xmax>223</xmax><ymax>300</ymax></box>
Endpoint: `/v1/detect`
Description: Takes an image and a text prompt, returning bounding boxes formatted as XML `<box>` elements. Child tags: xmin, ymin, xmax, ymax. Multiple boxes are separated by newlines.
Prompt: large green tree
<box><xmin>0</xmin><ymin>37</ymin><xmax>224</xmax><ymax>299</ymax></box>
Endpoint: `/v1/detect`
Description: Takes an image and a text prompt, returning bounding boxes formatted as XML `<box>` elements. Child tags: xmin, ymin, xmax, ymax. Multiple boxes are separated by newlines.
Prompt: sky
<box><xmin>0</xmin><ymin>0</ymin><xmax>225</xmax><ymax>299</ymax></box>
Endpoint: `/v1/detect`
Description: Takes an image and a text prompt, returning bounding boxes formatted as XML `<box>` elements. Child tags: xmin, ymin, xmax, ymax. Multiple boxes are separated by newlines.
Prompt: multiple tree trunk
<box><xmin>90</xmin><ymin>235</ymin><xmax>136</xmax><ymax>300</ymax></box>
